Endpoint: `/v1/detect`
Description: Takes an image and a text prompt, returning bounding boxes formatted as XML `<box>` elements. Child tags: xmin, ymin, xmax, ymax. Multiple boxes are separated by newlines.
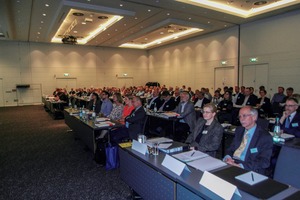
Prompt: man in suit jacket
<box><xmin>147</xmin><ymin>89</ymin><xmax>163</xmax><ymax>110</ymax></box>
<box><xmin>233</xmin><ymin>86</ymin><xmax>245</xmax><ymax>106</ymax></box>
<box><xmin>186</xmin><ymin>103</ymin><xmax>223</xmax><ymax>157</ymax></box>
<box><xmin>280</xmin><ymin>97</ymin><xmax>300</xmax><ymax>138</ymax></box>
<box><xmin>224</xmin><ymin>106</ymin><xmax>273</xmax><ymax>175</ymax></box>
<box><xmin>174</xmin><ymin>91</ymin><xmax>196</xmax><ymax>134</ymax></box>
<box><xmin>125</xmin><ymin>96</ymin><xmax>146</xmax><ymax>140</ymax></box>
<box><xmin>159</xmin><ymin>91</ymin><xmax>177</xmax><ymax>111</ymax></box>
<box><xmin>194</xmin><ymin>91</ymin><xmax>210</xmax><ymax>108</ymax></box>
<box><xmin>174</xmin><ymin>89</ymin><xmax>180</xmax><ymax>107</ymax></box>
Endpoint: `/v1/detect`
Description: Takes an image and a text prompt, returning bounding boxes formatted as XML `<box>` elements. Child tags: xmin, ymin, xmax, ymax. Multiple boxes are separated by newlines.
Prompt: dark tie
<box><xmin>285</xmin><ymin>116</ymin><xmax>291</xmax><ymax>128</ymax></box>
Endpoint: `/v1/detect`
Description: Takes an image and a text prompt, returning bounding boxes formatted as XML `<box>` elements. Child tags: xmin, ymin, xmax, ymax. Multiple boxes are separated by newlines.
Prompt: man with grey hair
<box><xmin>224</xmin><ymin>106</ymin><xmax>273</xmax><ymax>175</ymax></box>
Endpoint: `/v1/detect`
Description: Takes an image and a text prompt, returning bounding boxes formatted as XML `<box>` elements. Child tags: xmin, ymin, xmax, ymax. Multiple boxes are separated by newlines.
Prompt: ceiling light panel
<box><xmin>120</xmin><ymin>24</ymin><xmax>203</xmax><ymax>49</ymax></box>
<box><xmin>176</xmin><ymin>0</ymin><xmax>299</xmax><ymax>18</ymax></box>
<box><xmin>51</xmin><ymin>8</ymin><xmax>123</xmax><ymax>44</ymax></box>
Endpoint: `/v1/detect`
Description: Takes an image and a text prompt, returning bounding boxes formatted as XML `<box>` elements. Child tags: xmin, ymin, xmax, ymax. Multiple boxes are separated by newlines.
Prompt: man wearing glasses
<box><xmin>224</xmin><ymin>106</ymin><xmax>273</xmax><ymax>175</ymax></box>
<box><xmin>280</xmin><ymin>97</ymin><xmax>300</xmax><ymax>138</ymax></box>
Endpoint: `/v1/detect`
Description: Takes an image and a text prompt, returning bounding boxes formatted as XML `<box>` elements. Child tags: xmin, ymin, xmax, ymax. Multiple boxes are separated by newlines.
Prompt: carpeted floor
<box><xmin>0</xmin><ymin>105</ymin><xmax>131</xmax><ymax>200</ymax></box>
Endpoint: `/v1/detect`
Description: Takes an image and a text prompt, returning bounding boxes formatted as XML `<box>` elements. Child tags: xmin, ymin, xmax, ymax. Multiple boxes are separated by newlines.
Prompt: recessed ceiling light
<box><xmin>82</xmin><ymin>22</ymin><xmax>86</xmax><ymax>25</ymax></box>
<box><xmin>43</xmin><ymin>13</ymin><xmax>46</xmax><ymax>16</ymax></box>
<box><xmin>167</xmin><ymin>13</ymin><xmax>170</xmax><ymax>15</ymax></box>
<box><xmin>37</xmin><ymin>32</ymin><xmax>40</xmax><ymax>34</ymax></box>
<box><xmin>224</xmin><ymin>25</ymin><xmax>227</xmax><ymax>27</ymax></box>
<box><xmin>74</xmin><ymin>31</ymin><xmax>77</xmax><ymax>33</ymax></box>
<box><xmin>188</xmin><ymin>17</ymin><xmax>192</xmax><ymax>20</ymax></box>
<box><xmin>73</xmin><ymin>12</ymin><xmax>84</xmax><ymax>16</ymax></box>
<box><xmin>148</xmin><ymin>9</ymin><xmax>151</xmax><ymax>12</ymax></box>
<box><xmin>41</xmin><ymin>21</ymin><xmax>44</xmax><ymax>23</ymax></box>
<box><xmin>98</xmin><ymin>16</ymin><xmax>108</xmax><ymax>19</ymax></box>
<box><xmin>120</xmin><ymin>4</ymin><xmax>123</xmax><ymax>7</ymax></box>
<box><xmin>208</xmin><ymin>21</ymin><xmax>210</xmax><ymax>23</ymax></box>
<box><xmin>254</xmin><ymin>1</ymin><xmax>267</xmax><ymax>6</ymax></box>
<box><xmin>134</xmin><ymin>17</ymin><xmax>138</xmax><ymax>20</ymax></box>
<box><xmin>45</xmin><ymin>4</ymin><xmax>49</xmax><ymax>7</ymax></box>
<box><xmin>17</xmin><ymin>0</ymin><xmax>20</xmax><ymax>3</ymax></box>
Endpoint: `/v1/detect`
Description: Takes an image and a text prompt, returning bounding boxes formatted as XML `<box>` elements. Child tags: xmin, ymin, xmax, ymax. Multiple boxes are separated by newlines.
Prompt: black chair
<box><xmin>273</xmin><ymin>145</ymin><xmax>300</xmax><ymax>189</ymax></box>
<box><xmin>256</xmin><ymin>118</ymin><xmax>269</xmax><ymax>130</ymax></box>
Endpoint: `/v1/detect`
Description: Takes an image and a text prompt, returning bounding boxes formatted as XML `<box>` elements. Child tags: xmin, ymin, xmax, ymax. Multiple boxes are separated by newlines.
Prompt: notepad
<box><xmin>235</xmin><ymin>171</ymin><xmax>268</xmax><ymax>186</ymax></box>
<box><xmin>119</xmin><ymin>142</ymin><xmax>132</xmax><ymax>148</ymax></box>
<box><xmin>172</xmin><ymin>150</ymin><xmax>208</xmax><ymax>162</ymax></box>
<box><xmin>187</xmin><ymin>156</ymin><xmax>227</xmax><ymax>172</ymax></box>
<box><xmin>95</xmin><ymin>117</ymin><xmax>110</xmax><ymax>122</ymax></box>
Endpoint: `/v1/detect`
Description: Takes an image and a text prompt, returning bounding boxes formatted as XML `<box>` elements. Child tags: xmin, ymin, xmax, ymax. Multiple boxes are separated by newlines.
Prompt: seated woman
<box><xmin>217</xmin><ymin>91</ymin><xmax>233</xmax><ymax>123</ymax></box>
<box><xmin>107</xmin><ymin>93</ymin><xmax>124</xmax><ymax>121</ymax></box>
<box><xmin>185</xmin><ymin>103</ymin><xmax>223</xmax><ymax>157</ymax></box>
<box><xmin>87</xmin><ymin>92</ymin><xmax>102</xmax><ymax>114</ymax></box>
<box><xmin>256</xmin><ymin>89</ymin><xmax>272</xmax><ymax>118</ymax></box>
<box><xmin>119</xmin><ymin>94</ymin><xmax>135</xmax><ymax>123</ymax></box>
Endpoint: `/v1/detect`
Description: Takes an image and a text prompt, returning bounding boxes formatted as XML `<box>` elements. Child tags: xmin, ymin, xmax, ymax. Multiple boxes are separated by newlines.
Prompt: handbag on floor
<box><xmin>105</xmin><ymin>143</ymin><xmax>119</xmax><ymax>170</ymax></box>
<box><xmin>94</xmin><ymin>138</ymin><xmax>107</xmax><ymax>165</ymax></box>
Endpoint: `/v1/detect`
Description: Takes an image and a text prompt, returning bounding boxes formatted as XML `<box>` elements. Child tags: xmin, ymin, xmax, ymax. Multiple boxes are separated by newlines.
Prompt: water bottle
<box><xmin>82</xmin><ymin>109</ymin><xmax>86</xmax><ymax>121</ymax></box>
<box><xmin>273</xmin><ymin>116</ymin><xmax>281</xmax><ymax>142</ymax></box>
<box><xmin>92</xmin><ymin>107</ymin><xmax>96</xmax><ymax>121</ymax></box>
<box><xmin>68</xmin><ymin>99</ymin><xmax>72</xmax><ymax>108</ymax></box>
<box><xmin>79</xmin><ymin>107</ymin><xmax>83</xmax><ymax>119</ymax></box>
<box><xmin>154</xmin><ymin>103</ymin><xmax>157</xmax><ymax>113</ymax></box>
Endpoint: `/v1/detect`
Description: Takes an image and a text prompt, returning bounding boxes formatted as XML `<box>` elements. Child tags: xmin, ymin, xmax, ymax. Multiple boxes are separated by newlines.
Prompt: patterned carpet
<box><xmin>0</xmin><ymin>105</ymin><xmax>131</xmax><ymax>200</ymax></box>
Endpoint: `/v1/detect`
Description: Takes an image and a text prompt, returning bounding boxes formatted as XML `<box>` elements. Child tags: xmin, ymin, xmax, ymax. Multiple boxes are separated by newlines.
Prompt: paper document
<box><xmin>172</xmin><ymin>150</ymin><xmax>208</xmax><ymax>162</ymax></box>
<box><xmin>187</xmin><ymin>156</ymin><xmax>227</xmax><ymax>172</ymax></box>
<box><xmin>95</xmin><ymin>117</ymin><xmax>110</xmax><ymax>122</ymax></box>
<box><xmin>269</xmin><ymin>132</ymin><xmax>295</xmax><ymax>140</ymax></box>
<box><xmin>146</xmin><ymin>137</ymin><xmax>173</xmax><ymax>147</ymax></box>
<box><xmin>158</xmin><ymin>143</ymin><xmax>173</xmax><ymax>149</ymax></box>
<box><xmin>235</xmin><ymin>171</ymin><xmax>268</xmax><ymax>186</ymax></box>
<box><xmin>95</xmin><ymin>122</ymin><xmax>115</xmax><ymax>127</ymax></box>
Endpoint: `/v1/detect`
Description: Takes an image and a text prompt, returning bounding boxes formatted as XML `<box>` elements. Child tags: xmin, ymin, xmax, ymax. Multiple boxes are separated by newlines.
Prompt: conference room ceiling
<box><xmin>0</xmin><ymin>0</ymin><xmax>300</xmax><ymax>49</ymax></box>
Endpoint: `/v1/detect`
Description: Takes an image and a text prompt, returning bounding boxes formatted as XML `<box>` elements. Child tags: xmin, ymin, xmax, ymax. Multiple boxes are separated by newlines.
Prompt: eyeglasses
<box><xmin>238</xmin><ymin>114</ymin><xmax>252</xmax><ymax>119</ymax></box>
<box><xmin>285</xmin><ymin>104</ymin><xmax>297</xmax><ymax>107</ymax></box>
<box><xmin>202</xmin><ymin>111</ymin><xmax>213</xmax><ymax>114</ymax></box>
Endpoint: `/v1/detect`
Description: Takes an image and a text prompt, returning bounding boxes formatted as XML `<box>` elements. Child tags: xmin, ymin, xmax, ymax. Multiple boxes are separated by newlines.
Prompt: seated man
<box><xmin>158</xmin><ymin>91</ymin><xmax>177</xmax><ymax>111</ymax></box>
<box><xmin>186</xmin><ymin>103</ymin><xmax>223</xmax><ymax>157</ymax></box>
<box><xmin>173</xmin><ymin>91</ymin><xmax>196</xmax><ymax>141</ymax></box>
<box><xmin>223</xmin><ymin>106</ymin><xmax>273</xmax><ymax>175</ymax></box>
<box><xmin>100</xmin><ymin>91</ymin><xmax>113</xmax><ymax>117</ymax></box>
<box><xmin>110</xmin><ymin>96</ymin><xmax>146</xmax><ymax>143</ymax></box>
<box><xmin>280</xmin><ymin>97</ymin><xmax>300</xmax><ymax>138</ymax></box>
<box><xmin>147</xmin><ymin>89</ymin><xmax>163</xmax><ymax>111</ymax></box>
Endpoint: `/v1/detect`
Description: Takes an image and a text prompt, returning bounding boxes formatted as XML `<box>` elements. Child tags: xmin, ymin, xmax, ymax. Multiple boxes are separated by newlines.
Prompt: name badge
<box><xmin>250</xmin><ymin>148</ymin><xmax>258</xmax><ymax>154</ymax></box>
<box><xmin>202</xmin><ymin>130</ymin><xmax>208</xmax><ymax>134</ymax></box>
<box><xmin>125</xmin><ymin>121</ymin><xmax>129</xmax><ymax>128</ymax></box>
<box><xmin>292</xmin><ymin>123</ymin><xmax>299</xmax><ymax>127</ymax></box>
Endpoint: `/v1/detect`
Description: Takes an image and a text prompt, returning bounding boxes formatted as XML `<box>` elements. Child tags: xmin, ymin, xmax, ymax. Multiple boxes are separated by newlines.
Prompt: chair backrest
<box><xmin>273</xmin><ymin>145</ymin><xmax>300</xmax><ymax>189</ymax></box>
<box><xmin>256</xmin><ymin>118</ymin><xmax>269</xmax><ymax>130</ymax></box>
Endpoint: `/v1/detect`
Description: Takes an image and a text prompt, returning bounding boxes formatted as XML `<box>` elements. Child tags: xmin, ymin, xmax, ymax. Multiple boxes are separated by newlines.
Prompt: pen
<box><xmin>191</xmin><ymin>152</ymin><xmax>195</xmax><ymax>157</ymax></box>
<box><xmin>251</xmin><ymin>172</ymin><xmax>254</xmax><ymax>181</ymax></box>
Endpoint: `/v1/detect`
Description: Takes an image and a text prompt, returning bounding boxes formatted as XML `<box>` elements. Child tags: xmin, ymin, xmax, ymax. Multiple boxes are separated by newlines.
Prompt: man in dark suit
<box><xmin>233</xmin><ymin>86</ymin><xmax>245</xmax><ymax>106</ymax></box>
<box><xmin>224</xmin><ymin>106</ymin><xmax>273</xmax><ymax>175</ymax></box>
<box><xmin>193</xmin><ymin>91</ymin><xmax>210</xmax><ymax>108</ymax></box>
<box><xmin>147</xmin><ymin>89</ymin><xmax>163</xmax><ymax>110</ymax></box>
<box><xmin>125</xmin><ymin>96</ymin><xmax>146</xmax><ymax>140</ymax></box>
<box><xmin>280</xmin><ymin>97</ymin><xmax>300</xmax><ymax>138</ymax></box>
<box><xmin>158</xmin><ymin>91</ymin><xmax>177</xmax><ymax>111</ymax></box>
<box><xmin>174</xmin><ymin>89</ymin><xmax>180</xmax><ymax>107</ymax></box>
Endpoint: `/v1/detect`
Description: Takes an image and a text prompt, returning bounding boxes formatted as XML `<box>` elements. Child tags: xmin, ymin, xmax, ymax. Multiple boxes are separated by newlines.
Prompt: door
<box><xmin>214</xmin><ymin>66</ymin><xmax>235</xmax><ymax>92</ymax></box>
<box><xmin>0</xmin><ymin>78</ymin><xmax>4</xmax><ymax>107</ymax></box>
<box><xmin>242</xmin><ymin>64</ymin><xmax>269</xmax><ymax>96</ymax></box>
<box><xmin>56</xmin><ymin>78</ymin><xmax>77</xmax><ymax>91</ymax></box>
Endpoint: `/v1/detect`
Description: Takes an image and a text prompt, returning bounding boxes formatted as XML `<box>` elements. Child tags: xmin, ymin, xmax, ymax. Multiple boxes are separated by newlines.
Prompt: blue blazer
<box><xmin>226</xmin><ymin>125</ymin><xmax>273</xmax><ymax>175</ymax></box>
<box><xmin>281</xmin><ymin>112</ymin><xmax>300</xmax><ymax>138</ymax></box>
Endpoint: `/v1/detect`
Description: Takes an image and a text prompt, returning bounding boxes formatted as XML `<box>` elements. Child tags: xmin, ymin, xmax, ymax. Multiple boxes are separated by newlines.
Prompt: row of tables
<box><xmin>119</xmin><ymin>142</ymin><xmax>299</xmax><ymax>200</ymax></box>
<box><xmin>62</xmin><ymin>106</ymin><xmax>300</xmax><ymax>199</ymax></box>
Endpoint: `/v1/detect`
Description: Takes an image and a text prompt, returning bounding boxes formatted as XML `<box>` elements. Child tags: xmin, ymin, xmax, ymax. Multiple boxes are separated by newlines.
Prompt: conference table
<box><xmin>64</xmin><ymin>108</ymin><xmax>124</xmax><ymax>154</ymax></box>
<box><xmin>42</xmin><ymin>96</ymin><xmax>67</xmax><ymax>119</ymax></box>
<box><xmin>119</xmin><ymin>143</ymin><xmax>299</xmax><ymax>200</ymax></box>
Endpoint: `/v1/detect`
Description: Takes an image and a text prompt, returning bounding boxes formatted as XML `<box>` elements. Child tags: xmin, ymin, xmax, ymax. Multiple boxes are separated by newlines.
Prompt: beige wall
<box><xmin>0</xmin><ymin>41</ymin><xmax>148</xmax><ymax>106</ymax></box>
<box><xmin>148</xmin><ymin>27</ymin><xmax>239</xmax><ymax>91</ymax></box>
